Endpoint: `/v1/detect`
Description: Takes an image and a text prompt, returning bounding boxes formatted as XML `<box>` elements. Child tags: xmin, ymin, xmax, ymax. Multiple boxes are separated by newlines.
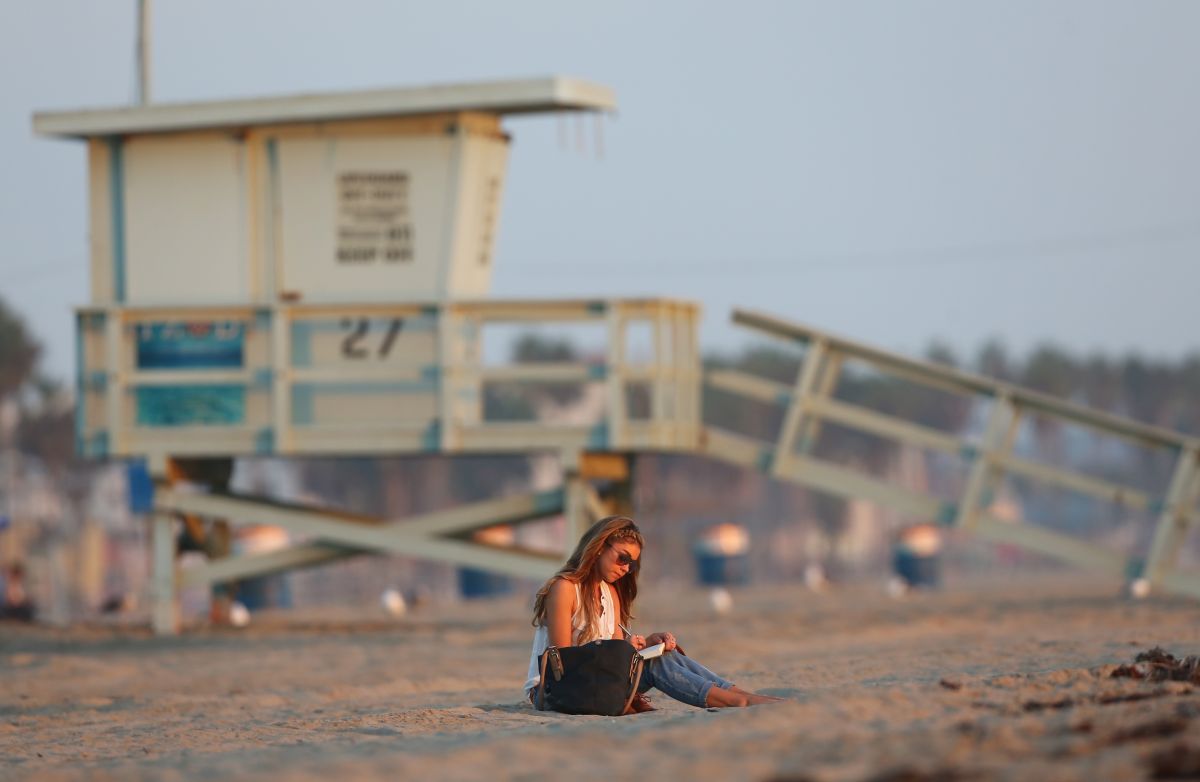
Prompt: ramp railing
<box><xmin>701</xmin><ymin>309</ymin><xmax>1200</xmax><ymax>599</ymax></box>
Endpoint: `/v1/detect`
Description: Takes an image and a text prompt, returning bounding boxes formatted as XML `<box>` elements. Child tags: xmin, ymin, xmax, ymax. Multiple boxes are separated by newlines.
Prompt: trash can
<box><xmin>693</xmin><ymin>523</ymin><xmax>750</xmax><ymax>586</ymax></box>
<box><xmin>892</xmin><ymin>523</ymin><xmax>942</xmax><ymax>588</ymax></box>
<box><xmin>458</xmin><ymin>568</ymin><xmax>513</xmax><ymax>599</ymax></box>
<box><xmin>458</xmin><ymin>524</ymin><xmax>515</xmax><ymax>599</ymax></box>
<box><xmin>234</xmin><ymin>525</ymin><xmax>293</xmax><ymax>611</ymax></box>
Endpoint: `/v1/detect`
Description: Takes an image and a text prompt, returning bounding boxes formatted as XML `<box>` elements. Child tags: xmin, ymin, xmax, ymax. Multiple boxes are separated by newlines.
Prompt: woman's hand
<box><xmin>646</xmin><ymin>632</ymin><xmax>677</xmax><ymax>651</ymax></box>
<box><xmin>628</xmin><ymin>634</ymin><xmax>647</xmax><ymax>650</ymax></box>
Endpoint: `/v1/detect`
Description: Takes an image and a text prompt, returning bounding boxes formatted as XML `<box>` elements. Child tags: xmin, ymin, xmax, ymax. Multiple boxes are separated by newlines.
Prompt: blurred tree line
<box><xmin>0</xmin><ymin>296</ymin><xmax>75</xmax><ymax>474</ymax></box>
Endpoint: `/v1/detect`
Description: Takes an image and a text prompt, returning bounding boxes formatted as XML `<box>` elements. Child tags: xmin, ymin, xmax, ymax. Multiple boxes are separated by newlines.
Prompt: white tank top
<box><xmin>524</xmin><ymin>580</ymin><xmax>616</xmax><ymax>695</ymax></box>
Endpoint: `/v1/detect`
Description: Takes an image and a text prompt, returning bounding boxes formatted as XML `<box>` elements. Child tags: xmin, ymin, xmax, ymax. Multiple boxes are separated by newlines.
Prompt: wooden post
<box><xmin>437</xmin><ymin>305</ymin><xmax>456</xmax><ymax>450</ymax></box>
<box><xmin>771</xmin><ymin>337</ymin><xmax>828</xmax><ymax>476</ymax></box>
<box><xmin>562</xmin><ymin>448</ymin><xmax>589</xmax><ymax>549</ymax></box>
<box><xmin>270</xmin><ymin>307</ymin><xmax>290</xmax><ymax>453</ymax></box>
<box><xmin>151</xmin><ymin>509</ymin><xmax>178</xmax><ymax>635</ymax></box>
<box><xmin>955</xmin><ymin>393</ymin><xmax>1019</xmax><ymax>530</ymax></box>
<box><xmin>606</xmin><ymin>308</ymin><xmax>626</xmax><ymax>450</ymax></box>
<box><xmin>794</xmin><ymin>349</ymin><xmax>843</xmax><ymax>454</ymax></box>
<box><xmin>1145</xmin><ymin>446</ymin><xmax>1200</xmax><ymax>589</ymax></box>
<box><xmin>651</xmin><ymin>305</ymin><xmax>671</xmax><ymax>446</ymax></box>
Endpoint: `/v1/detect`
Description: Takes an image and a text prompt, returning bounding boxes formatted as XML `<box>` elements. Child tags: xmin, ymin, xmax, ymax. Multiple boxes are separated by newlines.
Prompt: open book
<box><xmin>637</xmin><ymin>642</ymin><xmax>666</xmax><ymax>660</ymax></box>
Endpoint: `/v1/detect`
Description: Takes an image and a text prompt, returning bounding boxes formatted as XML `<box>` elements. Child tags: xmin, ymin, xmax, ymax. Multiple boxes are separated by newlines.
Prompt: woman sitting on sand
<box><xmin>525</xmin><ymin>515</ymin><xmax>780</xmax><ymax>710</ymax></box>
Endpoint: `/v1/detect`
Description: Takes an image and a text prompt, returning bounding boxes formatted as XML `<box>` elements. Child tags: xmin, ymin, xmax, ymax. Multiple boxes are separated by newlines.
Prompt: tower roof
<box><xmin>33</xmin><ymin>76</ymin><xmax>615</xmax><ymax>139</ymax></box>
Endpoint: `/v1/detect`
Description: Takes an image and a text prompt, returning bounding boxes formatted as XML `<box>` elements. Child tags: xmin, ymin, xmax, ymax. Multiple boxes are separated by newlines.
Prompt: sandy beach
<box><xmin>3</xmin><ymin>575</ymin><xmax>1200</xmax><ymax>782</ymax></box>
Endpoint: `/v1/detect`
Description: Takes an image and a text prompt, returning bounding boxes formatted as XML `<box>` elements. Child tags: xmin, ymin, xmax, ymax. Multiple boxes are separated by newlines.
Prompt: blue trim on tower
<box><xmin>74</xmin><ymin>314</ymin><xmax>85</xmax><ymax>458</ymax></box>
<box><xmin>587</xmin><ymin>422</ymin><xmax>609</xmax><ymax>449</ymax></box>
<box><xmin>290</xmin><ymin>322</ymin><xmax>313</xmax><ymax>367</ymax></box>
<box><xmin>422</xmin><ymin>420</ymin><xmax>442</xmax><ymax>451</ymax></box>
<box><xmin>255</xmin><ymin>428</ymin><xmax>275</xmax><ymax>454</ymax></box>
<box><xmin>534</xmin><ymin>488</ymin><xmax>566</xmax><ymax>515</ymax></box>
<box><xmin>107</xmin><ymin>137</ymin><xmax>127</xmax><ymax>303</ymax></box>
<box><xmin>291</xmin><ymin>385</ymin><xmax>314</xmax><ymax>425</ymax></box>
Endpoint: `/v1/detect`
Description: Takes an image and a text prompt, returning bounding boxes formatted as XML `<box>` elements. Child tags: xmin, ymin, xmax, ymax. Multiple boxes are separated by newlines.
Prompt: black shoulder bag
<box><xmin>534</xmin><ymin>639</ymin><xmax>644</xmax><ymax>716</ymax></box>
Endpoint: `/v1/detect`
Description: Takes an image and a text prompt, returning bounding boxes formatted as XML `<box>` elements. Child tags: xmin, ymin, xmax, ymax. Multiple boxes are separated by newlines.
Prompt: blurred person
<box><xmin>1</xmin><ymin>562</ymin><xmax>35</xmax><ymax>622</ymax></box>
<box><xmin>525</xmin><ymin>515</ymin><xmax>781</xmax><ymax>711</ymax></box>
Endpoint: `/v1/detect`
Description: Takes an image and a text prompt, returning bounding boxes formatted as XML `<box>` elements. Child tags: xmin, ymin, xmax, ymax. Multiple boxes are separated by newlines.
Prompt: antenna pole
<box><xmin>136</xmin><ymin>0</ymin><xmax>152</xmax><ymax>104</ymax></box>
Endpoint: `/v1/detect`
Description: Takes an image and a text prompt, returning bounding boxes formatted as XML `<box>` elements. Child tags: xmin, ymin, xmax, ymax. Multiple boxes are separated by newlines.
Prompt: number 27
<box><xmin>340</xmin><ymin>317</ymin><xmax>403</xmax><ymax>359</ymax></box>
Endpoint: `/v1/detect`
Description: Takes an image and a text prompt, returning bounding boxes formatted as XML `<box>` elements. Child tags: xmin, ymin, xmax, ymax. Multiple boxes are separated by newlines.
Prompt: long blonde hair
<box><xmin>531</xmin><ymin>515</ymin><xmax>644</xmax><ymax>642</ymax></box>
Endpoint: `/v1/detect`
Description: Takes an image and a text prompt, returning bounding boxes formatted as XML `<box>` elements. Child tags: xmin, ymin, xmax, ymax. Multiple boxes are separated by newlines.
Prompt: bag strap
<box><xmin>621</xmin><ymin>656</ymin><xmax>645</xmax><ymax>716</ymax></box>
<box><xmin>535</xmin><ymin>647</ymin><xmax>550</xmax><ymax>711</ymax></box>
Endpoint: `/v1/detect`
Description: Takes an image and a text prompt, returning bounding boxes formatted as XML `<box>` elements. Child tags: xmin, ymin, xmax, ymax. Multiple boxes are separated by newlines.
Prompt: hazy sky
<box><xmin>3</xmin><ymin>1</ymin><xmax>1199</xmax><ymax>383</ymax></box>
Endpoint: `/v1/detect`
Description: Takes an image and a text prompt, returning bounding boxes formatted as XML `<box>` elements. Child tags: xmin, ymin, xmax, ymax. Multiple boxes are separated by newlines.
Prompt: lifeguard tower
<box><xmin>35</xmin><ymin>77</ymin><xmax>1200</xmax><ymax>634</ymax></box>
<box><xmin>35</xmin><ymin>77</ymin><xmax>702</xmax><ymax>633</ymax></box>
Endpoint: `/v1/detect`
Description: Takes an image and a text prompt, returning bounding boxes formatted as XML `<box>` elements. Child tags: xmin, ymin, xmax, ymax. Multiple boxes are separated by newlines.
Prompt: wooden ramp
<box><xmin>698</xmin><ymin>309</ymin><xmax>1200</xmax><ymax>599</ymax></box>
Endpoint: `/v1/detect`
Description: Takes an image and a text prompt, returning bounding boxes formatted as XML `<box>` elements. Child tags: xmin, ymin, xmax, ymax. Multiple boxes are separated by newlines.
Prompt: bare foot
<box><xmin>730</xmin><ymin>686</ymin><xmax>786</xmax><ymax>703</ymax></box>
<box><xmin>705</xmin><ymin>686</ymin><xmax>784</xmax><ymax>708</ymax></box>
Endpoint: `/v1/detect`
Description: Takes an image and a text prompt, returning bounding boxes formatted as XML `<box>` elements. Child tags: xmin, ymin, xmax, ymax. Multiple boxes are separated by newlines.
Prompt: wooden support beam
<box><xmin>158</xmin><ymin>486</ymin><xmax>569</xmax><ymax>587</ymax></box>
<box><xmin>780</xmin><ymin>455</ymin><xmax>945</xmax><ymax>520</ymax></box>
<box><xmin>562</xmin><ymin>449</ymin><xmax>589</xmax><ymax>545</ymax></box>
<box><xmin>706</xmin><ymin>369</ymin><xmax>790</xmax><ymax>404</ymax></box>
<box><xmin>151</xmin><ymin>511</ymin><xmax>178</xmax><ymax>635</ymax></box>
<box><xmin>956</xmin><ymin>395</ymin><xmax>1018</xmax><ymax>530</ymax></box>
<box><xmin>771</xmin><ymin>338</ymin><xmax>828</xmax><ymax>475</ymax></box>
<box><xmin>700</xmin><ymin>427</ymin><xmax>772</xmax><ymax>469</ymax></box>
<box><xmin>606</xmin><ymin>308</ymin><xmax>626</xmax><ymax>449</ymax></box>
<box><xmin>583</xmin><ymin>484</ymin><xmax>612</xmax><ymax>524</ymax></box>
<box><xmin>1145</xmin><ymin>447</ymin><xmax>1200</xmax><ymax>587</ymax></box>
<box><xmin>270</xmin><ymin>307</ymin><xmax>291</xmax><ymax>453</ymax></box>
<box><xmin>158</xmin><ymin>491</ymin><xmax>561</xmax><ymax>578</ymax></box>
<box><xmin>807</xmin><ymin>395</ymin><xmax>962</xmax><ymax>455</ymax></box>
<box><xmin>179</xmin><ymin>542</ymin><xmax>359</xmax><ymax>588</ymax></box>
<box><xmin>974</xmin><ymin>514</ymin><xmax>1126</xmax><ymax>577</ymax></box>
<box><xmin>159</xmin><ymin>486</ymin><xmax>564</xmax><ymax>538</ymax></box>
<box><xmin>383</xmin><ymin>488</ymin><xmax>567</xmax><ymax>537</ymax></box>
<box><xmin>796</xmin><ymin>351</ymin><xmax>844</xmax><ymax>452</ymax></box>
<box><xmin>652</xmin><ymin>306</ymin><xmax>670</xmax><ymax>441</ymax></box>
<box><xmin>987</xmin><ymin>451</ymin><xmax>1152</xmax><ymax>511</ymax></box>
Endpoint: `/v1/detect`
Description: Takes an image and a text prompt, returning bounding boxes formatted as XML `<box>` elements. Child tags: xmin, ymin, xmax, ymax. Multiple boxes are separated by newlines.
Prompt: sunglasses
<box><xmin>608</xmin><ymin>544</ymin><xmax>640</xmax><ymax>572</ymax></box>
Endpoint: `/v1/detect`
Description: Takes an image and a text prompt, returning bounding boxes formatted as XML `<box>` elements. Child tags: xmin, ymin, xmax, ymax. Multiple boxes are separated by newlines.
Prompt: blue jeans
<box><xmin>638</xmin><ymin>651</ymin><xmax>733</xmax><ymax>708</ymax></box>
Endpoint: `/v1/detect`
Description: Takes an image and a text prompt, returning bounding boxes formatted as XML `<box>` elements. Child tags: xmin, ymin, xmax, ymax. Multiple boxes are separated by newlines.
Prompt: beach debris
<box><xmin>1111</xmin><ymin>648</ymin><xmax>1200</xmax><ymax>684</ymax></box>
<box><xmin>886</xmin><ymin>576</ymin><xmax>909</xmax><ymax>599</ymax></box>
<box><xmin>380</xmin><ymin>588</ymin><xmax>407</xmax><ymax>617</ymax></box>
<box><xmin>803</xmin><ymin>563</ymin><xmax>828</xmax><ymax>592</ymax></box>
<box><xmin>1108</xmin><ymin>715</ymin><xmax>1189</xmax><ymax>744</ymax></box>
<box><xmin>862</xmin><ymin>766</ymin><xmax>971</xmax><ymax>782</ymax></box>
<box><xmin>708</xmin><ymin>587</ymin><xmax>733</xmax><ymax>615</ymax></box>
<box><xmin>938</xmin><ymin>679</ymin><xmax>963</xmax><ymax>691</ymax></box>
<box><xmin>1128</xmin><ymin>578</ymin><xmax>1152</xmax><ymax>599</ymax></box>
<box><xmin>1022</xmin><ymin>697</ymin><xmax>1075</xmax><ymax>713</ymax></box>
<box><xmin>1097</xmin><ymin>690</ymin><xmax>1174</xmax><ymax>706</ymax></box>
<box><xmin>228</xmin><ymin>601</ymin><xmax>251</xmax><ymax>628</ymax></box>
<box><xmin>1148</xmin><ymin>743</ymin><xmax>1200</xmax><ymax>779</ymax></box>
